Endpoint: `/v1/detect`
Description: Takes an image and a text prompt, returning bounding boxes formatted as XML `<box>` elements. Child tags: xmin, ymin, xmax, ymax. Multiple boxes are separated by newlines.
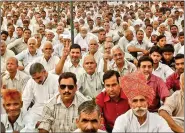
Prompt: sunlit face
<box><xmin>129</xmin><ymin>95</ymin><xmax>148</xmax><ymax>117</ymax></box>
<box><xmin>158</xmin><ymin>37</ymin><xmax>166</xmax><ymax>48</ymax></box>
<box><xmin>23</xmin><ymin>30</ymin><xmax>31</xmax><ymax>39</ymax></box>
<box><xmin>89</xmin><ymin>40</ymin><xmax>98</xmax><ymax>53</ymax></box>
<box><xmin>0</xmin><ymin>42</ymin><xmax>6</xmax><ymax>56</ymax></box>
<box><xmin>1</xmin><ymin>34</ymin><xmax>8</xmax><ymax>41</ymax></box>
<box><xmin>136</xmin><ymin>31</ymin><xmax>144</xmax><ymax>41</ymax></box>
<box><xmin>175</xmin><ymin>58</ymin><xmax>184</xmax><ymax>74</ymax></box>
<box><xmin>28</xmin><ymin>39</ymin><xmax>37</xmax><ymax>53</ymax></box>
<box><xmin>76</xmin><ymin>111</ymin><xmax>101</xmax><ymax>133</ymax></box>
<box><xmin>139</xmin><ymin>61</ymin><xmax>153</xmax><ymax>79</ymax></box>
<box><xmin>70</xmin><ymin>48</ymin><xmax>81</xmax><ymax>63</ymax></box>
<box><xmin>6</xmin><ymin>58</ymin><xmax>18</xmax><ymax>73</ymax></box>
<box><xmin>83</xmin><ymin>56</ymin><xmax>97</xmax><ymax>75</ymax></box>
<box><xmin>42</xmin><ymin>43</ymin><xmax>53</xmax><ymax>57</ymax></box>
<box><xmin>112</xmin><ymin>48</ymin><xmax>124</xmax><ymax>65</ymax></box>
<box><xmin>150</xmin><ymin>52</ymin><xmax>162</xmax><ymax>64</ymax></box>
<box><xmin>98</xmin><ymin>31</ymin><xmax>106</xmax><ymax>41</ymax></box>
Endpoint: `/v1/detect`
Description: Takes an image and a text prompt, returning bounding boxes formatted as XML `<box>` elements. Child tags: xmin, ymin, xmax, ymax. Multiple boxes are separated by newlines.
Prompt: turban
<box><xmin>120</xmin><ymin>71</ymin><xmax>155</xmax><ymax>106</ymax></box>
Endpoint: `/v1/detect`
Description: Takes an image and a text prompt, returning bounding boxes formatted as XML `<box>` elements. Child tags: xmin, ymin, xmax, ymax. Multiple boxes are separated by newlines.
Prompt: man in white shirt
<box><xmin>150</xmin><ymin>46</ymin><xmax>174</xmax><ymax>81</ymax></box>
<box><xmin>75</xmin><ymin>100</ymin><xmax>105</xmax><ymax>133</ymax></box>
<box><xmin>113</xmin><ymin>71</ymin><xmax>173</xmax><ymax>132</ymax></box>
<box><xmin>174</xmin><ymin>32</ymin><xmax>184</xmax><ymax>56</ymax></box>
<box><xmin>22</xmin><ymin>63</ymin><xmax>59</xmax><ymax>129</ymax></box>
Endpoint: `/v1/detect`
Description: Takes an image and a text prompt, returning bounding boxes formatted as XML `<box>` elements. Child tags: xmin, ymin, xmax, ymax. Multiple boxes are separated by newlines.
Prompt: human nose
<box><xmin>86</xmin><ymin>122</ymin><xmax>93</xmax><ymax>130</ymax></box>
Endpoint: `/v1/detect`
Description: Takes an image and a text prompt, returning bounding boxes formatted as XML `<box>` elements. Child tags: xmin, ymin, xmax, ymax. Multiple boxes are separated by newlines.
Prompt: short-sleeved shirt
<box><xmin>166</xmin><ymin>72</ymin><xmax>180</xmax><ymax>91</ymax></box>
<box><xmin>96</xmin><ymin>90</ymin><xmax>130</xmax><ymax>130</ymax></box>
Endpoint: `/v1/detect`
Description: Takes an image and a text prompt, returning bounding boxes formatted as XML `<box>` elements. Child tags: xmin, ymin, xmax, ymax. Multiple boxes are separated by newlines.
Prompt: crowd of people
<box><xmin>0</xmin><ymin>1</ymin><xmax>184</xmax><ymax>133</ymax></box>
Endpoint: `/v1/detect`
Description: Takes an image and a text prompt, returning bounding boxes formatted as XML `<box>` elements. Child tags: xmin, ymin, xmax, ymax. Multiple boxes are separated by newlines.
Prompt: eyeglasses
<box><xmin>59</xmin><ymin>84</ymin><xmax>74</xmax><ymax>90</ymax></box>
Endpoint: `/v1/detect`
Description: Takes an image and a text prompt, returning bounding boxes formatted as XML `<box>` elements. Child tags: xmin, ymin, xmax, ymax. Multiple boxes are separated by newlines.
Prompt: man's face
<box><xmin>136</xmin><ymin>31</ymin><xmax>144</xmax><ymax>41</ymax></box>
<box><xmin>162</xmin><ymin>52</ymin><xmax>173</xmax><ymax>62</ymax></box>
<box><xmin>89</xmin><ymin>40</ymin><xmax>98</xmax><ymax>53</ymax></box>
<box><xmin>23</xmin><ymin>30</ymin><xmax>31</xmax><ymax>39</ymax></box>
<box><xmin>104</xmin><ymin>75</ymin><xmax>121</xmax><ymax>99</ymax></box>
<box><xmin>59</xmin><ymin>78</ymin><xmax>77</xmax><ymax>102</ymax></box>
<box><xmin>0</xmin><ymin>42</ymin><xmax>6</xmax><ymax>56</ymax></box>
<box><xmin>129</xmin><ymin>95</ymin><xmax>148</xmax><ymax>117</ymax></box>
<box><xmin>150</xmin><ymin>52</ymin><xmax>162</xmax><ymax>64</ymax></box>
<box><xmin>56</xmin><ymin>26</ymin><xmax>64</xmax><ymax>34</ymax></box>
<box><xmin>113</xmin><ymin>48</ymin><xmax>124</xmax><ymax>65</ymax></box>
<box><xmin>42</xmin><ymin>43</ymin><xmax>53</xmax><ymax>57</ymax></box>
<box><xmin>6</xmin><ymin>58</ymin><xmax>18</xmax><ymax>73</ymax></box>
<box><xmin>76</xmin><ymin>111</ymin><xmax>101</xmax><ymax>133</ymax></box>
<box><xmin>70</xmin><ymin>48</ymin><xmax>81</xmax><ymax>63</ymax></box>
<box><xmin>1</xmin><ymin>34</ymin><xmax>8</xmax><ymax>41</ymax></box>
<box><xmin>139</xmin><ymin>61</ymin><xmax>153</xmax><ymax>79</ymax></box>
<box><xmin>170</xmin><ymin>26</ymin><xmax>178</xmax><ymax>35</ymax></box>
<box><xmin>153</xmin><ymin>21</ymin><xmax>159</xmax><ymax>29</ymax></box>
<box><xmin>83</xmin><ymin>57</ymin><xmax>97</xmax><ymax>75</ymax></box>
<box><xmin>80</xmin><ymin>29</ymin><xmax>87</xmax><ymax>38</ymax></box>
<box><xmin>175</xmin><ymin>58</ymin><xmax>184</xmax><ymax>74</ymax></box>
<box><xmin>46</xmin><ymin>32</ymin><xmax>54</xmax><ymax>40</ymax></box>
<box><xmin>98</xmin><ymin>31</ymin><xmax>106</xmax><ymax>42</ymax></box>
<box><xmin>126</xmin><ymin>31</ymin><xmax>134</xmax><ymax>41</ymax></box>
<box><xmin>104</xmin><ymin>43</ymin><xmax>112</xmax><ymax>54</ymax></box>
<box><xmin>3</xmin><ymin>98</ymin><xmax>22</xmax><ymax>118</ymax></box>
<box><xmin>34</xmin><ymin>34</ymin><xmax>42</xmax><ymax>44</ymax></box>
<box><xmin>32</xmin><ymin>71</ymin><xmax>46</xmax><ymax>84</ymax></box>
<box><xmin>159</xmin><ymin>25</ymin><xmax>166</xmax><ymax>33</ymax></box>
<box><xmin>8</xmin><ymin>26</ymin><xmax>15</xmax><ymax>34</ymax></box>
<box><xmin>16</xmin><ymin>28</ymin><xmax>23</xmax><ymax>37</ymax></box>
<box><xmin>179</xmin><ymin>36</ymin><xmax>184</xmax><ymax>44</ymax></box>
<box><xmin>146</xmin><ymin>26</ymin><xmax>153</xmax><ymax>35</ymax></box>
<box><xmin>158</xmin><ymin>37</ymin><xmax>166</xmax><ymax>47</ymax></box>
<box><xmin>28</xmin><ymin>39</ymin><xmax>37</xmax><ymax>53</ymax></box>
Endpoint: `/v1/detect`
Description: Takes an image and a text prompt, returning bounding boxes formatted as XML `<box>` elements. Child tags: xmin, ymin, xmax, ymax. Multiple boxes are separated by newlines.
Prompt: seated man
<box><xmin>113</xmin><ymin>71</ymin><xmax>173</xmax><ymax>132</ymax></box>
<box><xmin>159</xmin><ymin>73</ymin><xmax>184</xmax><ymax>133</ymax></box>
<box><xmin>166</xmin><ymin>54</ymin><xmax>184</xmax><ymax>92</ymax></box>
<box><xmin>78</xmin><ymin>55</ymin><xmax>104</xmax><ymax>99</ymax></box>
<box><xmin>38</xmin><ymin>72</ymin><xmax>87</xmax><ymax>132</ymax></box>
<box><xmin>1</xmin><ymin>89</ymin><xmax>25</xmax><ymax>132</ymax></box>
<box><xmin>75</xmin><ymin>100</ymin><xmax>105</xmax><ymax>132</ymax></box>
<box><xmin>96</xmin><ymin>70</ymin><xmax>130</xmax><ymax>132</ymax></box>
<box><xmin>22</xmin><ymin>63</ymin><xmax>59</xmax><ymax>128</ymax></box>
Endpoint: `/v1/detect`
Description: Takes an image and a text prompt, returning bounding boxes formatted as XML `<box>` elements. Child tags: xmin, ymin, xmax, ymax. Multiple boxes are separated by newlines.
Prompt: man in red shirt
<box><xmin>138</xmin><ymin>56</ymin><xmax>170</xmax><ymax>112</ymax></box>
<box><xmin>166</xmin><ymin>54</ymin><xmax>184</xmax><ymax>92</ymax></box>
<box><xmin>96</xmin><ymin>70</ymin><xmax>130</xmax><ymax>132</ymax></box>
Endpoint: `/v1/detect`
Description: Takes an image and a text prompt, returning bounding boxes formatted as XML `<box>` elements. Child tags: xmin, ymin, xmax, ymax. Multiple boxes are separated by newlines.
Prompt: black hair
<box><xmin>161</xmin><ymin>44</ymin><xmax>174</xmax><ymax>53</ymax></box>
<box><xmin>150</xmin><ymin>46</ymin><xmax>162</xmax><ymax>55</ymax></box>
<box><xmin>156</xmin><ymin>35</ymin><xmax>166</xmax><ymax>42</ymax></box>
<box><xmin>103</xmin><ymin>70</ymin><xmax>120</xmax><ymax>83</ymax></box>
<box><xmin>58</xmin><ymin>72</ymin><xmax>77</xmax><ymax>85</ymax></box>
<box><xmin>70</xmin><ymin>44</ymin><xmax>81</xmax><ymax>52</ymax></box>
<box><xmin>1</xmin><ymin>31</ymin><xmax>8</xmax><ymax>36</ymax></box>
<box><xmin>138</xmin><ymin>56</ymin><xmax>154</xmax><ymax>67</ymax></box>
<box><xmin>175</xmin><ymin>54</ymin><xmax>184</xmax><ymax>60</ymax></box>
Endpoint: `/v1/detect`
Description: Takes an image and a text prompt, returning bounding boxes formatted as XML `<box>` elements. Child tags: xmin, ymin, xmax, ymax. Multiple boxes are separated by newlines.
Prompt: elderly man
<box><xmin>1</xmin><ymin>40</ymin><xmax>15</xmax><ymax>76</ymax></box>
<box><xmin>38</xmin><ymin>72</ymin><xmax>87</xmax><ymax>132</ymax></box>
<box><xmin>166</xmin><ymin>54</ymin><xmax>184</xmax><ymax>92</ymax></box>
<box><xmin>113</xmin><ymin>71</ymin><xmax>173</xmax><ymax>132</ymax></box>
<box><xmin>75</xmin><ymin>100</ymin><xmax>105</xmax><ymax>132</ymax></box>
<box><xmin>2</xmin><ymin>57</ymin><xmax>30</xmax><ymax>92</ymax></box>
<box><xmin>104</xmin><ymin>45</ymin><xmax>137</xmax><ymax>76</ymax></box>
<box><xmin>22</xmin><ymin>63</ymin><xmax>59</xmax><ymax>128</ymax></box>
<box><xmin>25</xmin><ymin>41</ymin><xmax>60</xmax><ymax>74</ymax></box>
<box><xmin>96</xmin><ymin>70</ymin><xmax>130</xmax><ymax>132</ymax></box>
<box><xmin>78</xmin><ymin>55</ymin><xmax>103</xmax><ymax>99</ymax></box>
<box><xmin>55</xmin><ymin>44</ymin><xmax>84</xmax><ymax>81</ymax></box>
<box><xmin>159</xmin><ymin>73</ymin><xmax>184</xmax><ymax>133</ymax></box>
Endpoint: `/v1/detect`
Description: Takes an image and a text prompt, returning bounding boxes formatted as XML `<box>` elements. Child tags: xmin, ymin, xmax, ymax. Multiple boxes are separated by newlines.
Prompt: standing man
<box><xmin>96</xmin><ymin>70</ymin><xmax>130</xmax><ymax>132</ymax></box>
<box><xmin>113</xmin><ymin>71</ymin><xmax>173</xmax><ymax>132</ymax></box>
<box><xmin>38</xmin><ymin>72</ymin><xmax>87</xmax><ymax>132</ymax></box>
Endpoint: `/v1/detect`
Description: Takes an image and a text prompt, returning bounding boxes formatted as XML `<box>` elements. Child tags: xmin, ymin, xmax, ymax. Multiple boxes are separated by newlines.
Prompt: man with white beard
<box><xmin>112</xmin><ymin>71</ymin><xmax>173</xmax><ymax>132</ymax></box>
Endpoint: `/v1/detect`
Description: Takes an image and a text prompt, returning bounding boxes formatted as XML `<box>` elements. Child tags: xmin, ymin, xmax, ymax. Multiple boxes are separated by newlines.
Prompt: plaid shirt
<box><xmin>38</xmin><ymin>91</ymin><xmax>87</xmax><ymax>132</ymax></box>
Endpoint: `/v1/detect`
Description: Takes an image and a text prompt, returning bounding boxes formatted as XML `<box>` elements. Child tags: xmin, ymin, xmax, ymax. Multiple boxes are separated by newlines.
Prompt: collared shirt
<box><xmin>118</xmin><ymin>36</ymin><xmax>135</xmax><ymax>52</ymax></box>
<box><xmin>63</xmin><ymin>59</ymin><xmax>85</xmax><ymax>81</ymax></box>
<box><xmin>96</xmin><ymin>90</ymin><xmax>130</xmax><ymax>130</ymax></box>
<box><xmin>53</xmin><ymin>43</ymin><xmax>64</xmax><ymax>58</ymax></box>
<box><xmin>178</xmin><ymin>45</ymin><xmax>184</xmax><ymax>54</ymax></box>
<box><xmin>113</xmin><ymin>109</ymin><xmax>173</xmax><ymax>132</ymax></box>
<box><xmin>7</xmin><ymin>37</ymin><xmax>27</xmax><ymax>54</ymax></box>
<box><xmin>1</xmin><ymin>112</ymin><xmax>25</xmax><ymax>132</ymax></box>
<box><xmin>152</xmin><ymin>62</ymin><xmax>174</xmax><ymax>82</ymax></box>
<box><xmin>2</xmin><ymin>70</ymin><xmax>30</xmax><ymax>92</ymax></box>
<box><xmin>161</xmin><ymin>57</ymin><xmax>175</xmax><ymax>70</ymax></box>
<box><xmin>6</xmin><ymin>35</ymin><xmax>16</xmax><ymax>45</ymax></box>
<box><xmin>166</xmin><ymin>72</ymin><xmax>181</xmax><ymax>91</ymax></box>
<box><xmin>147</xmin><ymin>74</ymin><xmax>170</xmax><ymax>112</ymax></box>
<box><xmin>109</xmin><ymin>59</ymin><xmax>137</xmax><ymax>76</ymax></box>
<box><xmin>174</xmin><ymin>42</ymin><xmax>183</xmax><ymax>56</ymax></box>
<box><xmin>15</xmin><ymin>49</ymin><xmax>42</xmax><ymax>67</ymax></box>
<box><xmin>25</xmin><ymin>55</ymin><xmax>60</xmax><ymax>74</ymax></box>
<box><xmin>38</xmin><ymin>92</ymin><xmax>87</xmax><ymax>132</ymax></box>
<box><xmin>74</xmin><ymin>128</ymin><xmax>106</xmax><ymax>132</ymax></box>
<box><xmin>78</xmin><ymin>72</ymin><xmax>104</xmax><ymax>99</ymax></box>
<box><xmin>105</xmin><ymin>30</ymin><xmax>120</xmax><ymax>43</ymax></box>
<box><xmin>22</xmin><ymin>73</ymin><xmax>59</xmax><ymax>117</ymax></box>
<box><xmin>159</xmin><ymin>90</ymin><xmax>184</xmax><ymax>117</ymax></box>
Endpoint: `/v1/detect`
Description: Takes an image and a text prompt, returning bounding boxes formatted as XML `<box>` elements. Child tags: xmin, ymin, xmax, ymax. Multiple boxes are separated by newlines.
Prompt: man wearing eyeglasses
<box><xmin>38</xmin><ymin>72</ymin><xmax>88</xmax><ymax>132</ymax></box>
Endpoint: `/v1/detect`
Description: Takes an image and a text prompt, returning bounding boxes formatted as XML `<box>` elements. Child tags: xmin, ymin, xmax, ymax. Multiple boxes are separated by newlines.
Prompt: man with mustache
<box><xmin>22</xmin><ymin>63</ymin><xmax>59</xmax><ymax>129</ymax></box>
<box><xmin>166</xmin><ymin>54</ymin><xmax>184</xmax><ymax>92</ymax></box>
<box><xmin>38</xmin><ymin>72</ymin><xmax>87</xmax><ymax>132</ymax></box>
<box><xmin>113</xmin><ymin>71</ymin><xmax>173</xmax><ymax>132</ymax></box>
<box><xmin>75</xmin><ymin>100</ymin><xmax>105</xmax><ymax>133</ymax></box>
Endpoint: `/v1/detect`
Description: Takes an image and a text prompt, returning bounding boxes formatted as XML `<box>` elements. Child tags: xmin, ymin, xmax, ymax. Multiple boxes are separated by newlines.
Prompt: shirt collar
<box><xmin>104</xmin><ymin>90</ymin><xmax>128</xmax><ymax>102</ymax></box>
<box><xmin>147</xmin><ymin>74</ymin><xmax>156</xmax><ymax>82</ymax></box>
<box><xmin>69</xmin><ymin>59</ymin><xmax>82</xmax><ymax>68</ymax></box>
<box><xmin>56</xmin><ymin>94</ymin><xmax>77</xmax><ymax>107</ymax></box>
<box><xmin>5</xmin><ymin>70</ymin><xmax>20</xmax><ymax>80</ymax></box>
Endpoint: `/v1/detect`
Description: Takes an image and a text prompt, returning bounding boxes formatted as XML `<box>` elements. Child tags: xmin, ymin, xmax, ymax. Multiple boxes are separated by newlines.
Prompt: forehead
<box><xmin>113</xmin><ymin>48</ymin><xmax>123</xmax><ymax>54</ymax></box>
<box><xmin>104</xmin><ymin>75</ymin><xmax>118</xmax><ymax>84</ymax></box>
<box><xmin>132</xmin><ymin>95</ymin><xmax>146</xmax><ymax>101</ymax></box>
<box><xmin>140</xmin><ymin>61</ymin><xmax>152</xmax><ymax>66</ymax></box>
<box><xmin>43</xmin><ymin>43</ymin><xmax>52</xmax><ymax>49</ymax></box>
<box><xmin>84</xmin><ymin>57</ymin><xmax>96</xmax><ymax>63</ymax></box>
<box><xmin>79</xmin><ymin>111</ymin><xmax>99</xmax><ymax>120</ymax></box>
<box><xmin>70</xmin><ymin>48</ymin><xmax>81</xmax><ymax>53</ymax></box>
<box><xmin>175</xmin><ymin>58</ymin><xmax>184</xmax><ymax>63</ymax></box>
<box><xmin>28</xmin><ymin>39</ymin><xmax>36</xmax><ymax>43</ymax></box>
<box><xmin>89</xmin><ymin>40</ymin><xmax>97</xmax><ymax>44</ymax></box>
<box><xmin>60</xmin><ymin>78</ymin><xmax>74</xmax><ymax>84</ymax></box>
<box><xmin>3</xmin><ymin>98</ymin><xmax>21</xmax><ymax>104</ymax></box>
<box><xmin>7</xmin><ymin>58</ymin><xmax>16</xmax><ymax>64</ymax></box>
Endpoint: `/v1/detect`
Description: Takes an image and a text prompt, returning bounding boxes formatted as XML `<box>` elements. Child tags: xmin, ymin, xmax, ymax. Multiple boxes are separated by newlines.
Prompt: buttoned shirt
<box><xmin>82</xmin><ymin>51</ymin><xmax>103</xmax><ymax>66</ymax></box>
<box><xmin>78</xmin><ymin>72</ymin><xmax>104</xmax><ymax>99</ymax></box>
<box><xmin>7</xmin><ymin>37</ymin><xmax>27</xmax><ymax>54</ymax></box>
<box><xmin>105</xmin><ymin>30</ymin><xmax>120</xmax><ymax>43</ymax></box>
<box><xmin>1</xmin><ymin>112</ymin><xmax>25</xmax><ymax>132</ymax></box>
<box><xmin>109</xmin><ymin>59</ymin><xmax>137</xmax><ymax>76</ymax></box>
<box><xmin>166</xmin><ymin>72</ymin><xmax>181</xmax><ymax>91</ymax></box>
<box><xmin>96</xmin><ymin>90</ymin><xmax>130</xmax><ymax>130</ymax></box>
<box><xmin>147</xmin><ymin>74</ymin><xmax>170</xmax><ymax>112</ymax></box>
<box><xmin>174</xmin><ymin>43</ymin><xmax>183</xmax><ymax>56</ymax></box>
<box><xmin>38</xmin><ymin>92</ymin><xmax>87</xmax><ymax>132</ymax></box>
<box><xmin>2</xmin><ymin>70</ymin><xmax>30</xmax><ymax>92</ymax></box>
<box><xmin>118</xmin><ymin>36</ymin><xmax>135</xmax><ymax>52</ymax></box>
<box><xmin>178</xmin><ymin>45</ymin><xmax>184</xmax><ymax>54</ymax></box>
<box><xmin>22</xmin><ymin>73</ymin><xmax>59</xmax><ymax>117</ymax></box>
<box><xmin>152</xmin><ymin>62</ymin><xmax>174</xmax><ymax>82</ymax></box>
<box><xmin>113</xmin><ymin>109</ymin><xmax>173</xmax><ymax>132</ymax></box>
<box><xmin>53</xmin><ymin>43</ymin><xmax>64</xmax><ymax>58</ymax></box>
<box><xmin>6</xmin><ymin>35</ymin><xmax>17</xmax><ymax>45</ymax></box>
<box><xmin>15</xmin><ymin>49</ymin><xmax>42</xmax><ymax>67</ymax></box>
